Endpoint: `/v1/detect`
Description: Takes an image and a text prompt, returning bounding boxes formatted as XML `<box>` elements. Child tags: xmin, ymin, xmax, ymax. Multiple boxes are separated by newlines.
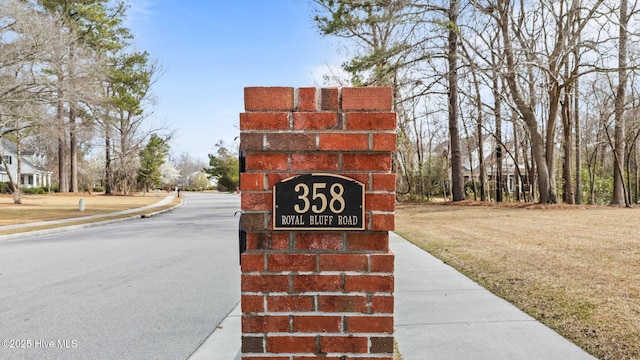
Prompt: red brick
<box><xmin>241</xmin><ymin>192</ymin><xmax>272</xmax><ymax>211</ymax></box>
<box><xmin>320</xmin><ymin>335</ymin><xmax>368</xmax><ymax>353</ymax></box>
<box><xmin>246</xmin><ymin>153</ymin><xmax>288</xmax><ymax>171</ymax></box>
<box><xmin>320</xmin><ymin>254</ymin><xmax>368</xmax><ymax>272</ymax></box>
<box><xmin>370</xmin><ymin>295</ymin><xmax>394</xmax><ymax>314</ymax></box>
<box><xmin>342</xmin><ymin>87</ymin><xmax>393</xmax><ymax>111</ymax></box>
<box><xmin>347</xmin><ymin>316</ymin><xmax>393</xmax><ymax>333</ymax></box>
<box><xmin>240</xmin><ymin>213</ymin><xmax>268</xmax><ymax>232</ymax></box>
<box><xmin>293</xmin><ymin>357</ymin><xmax>390</xmax><ymax>360</ymax></box>
<box><xmin>293</xmin><ymin>112</ymin><xmax>339</xmax><ymax>130</ymax></box>
<box><xmin>242</xmin><ymin>295</ymin><xmax>264</xmax><ymax>313</ymax></box>
<box><xmin>347</xmin><ymin>233</ymin><xmax>389</xmax><ymax>251</ymax></box>
<box><xmin>267</xmin><ymin>336</ymin><xmax>316</xmax><ymax>353</ymax></box>
<box><xmin>242</xmin><ymin>274</ymin><xmax>290</xmax><ymax>292</ymax></box>
<box><xmin>268</xmin><ymin>295</ymin><xmax>315</xmax><ymax>312</ymax></box>
<box><xmin>321</xmin><ymin>88</ymin><xmax>339</xmax><ymax>110</ymax></box>
<box><xmin>242</xmin><ymin>336</ymin><xmax>264</xmax><ymax>353</ymax></box>
<box><xmin>372</xmin><ymin>173</ymin><xmax>396</xmax><ymax>192</ymax></box>
<box><xmin>319</xmin><ymin>133</ymin><xmax>369</xmax><ymax>151</ymax></box>
<box><xmin>338</xmin><ymin>173</ymin><xmax>369</xmax><ymax>190</ymax></box>
<box><xmin>240</xmin><ymin>132</ymin><xmax>264</xmax><ymax>151</ymax></box>
<box><xmin>346</xmin><ymin>112</ymin><xmax>396</xmax><ymax>130</ymax></box>
<box><xmin>370</xmin><ymin>337</ymin><xmax>394</xmax><ymax>353</ymax></box>
<box><xmin>240</xmin><ymin>112</ymin><xmax>289</xmax><ymax>130</ymax></box>
<box><xmin>298</xmin><ymin>87</ymin><xmax>317</xmax><ymax>111</ymax></box>
<box><xmin>371</xmin><ymin>213</ymin><xmax>394</xmax><ymax>231</ymax></box>
<box><xmin>245</xmin><ymin>87</ymin><xmax>294</xmax><ymax>111</ymax></box>
<box><xmin>240</xmin><ymin>173</ymin><xmax>266</xmax><ymax>191</ymax></box>
<box><xmin>291</xmin><ymin>153</ymin><xmax>339</xmax><ymax>171</ymax></box>
<box><xmin>296</xmin><ymin>233</ymin><xmax>343</xmax><ymax>251</ymax></box>
<box><xmin>318</xmin><ymin>295</ymin><xmax>368</xmax><ymax>313</ymax></box>
<box><xmin>241</xmin><ymin>253</ymin><xmax>265</xmax><ymax>272</ymax></box>
<box><xmin>244</xmin><ymin>357</ymin><xmax>288</xmax><ymax>360</ymax></box>
<box><xmin>267</xmin><ymin>254</ymin><xmax>317</xmax><ymax>272</ymax></box>
<box><xmin>373</xmin><ymin>132</ymin><xmax>397</xmax><ymax>151</ymax></box>
<box><xmin>293</xmin><ymin>275</ymin><xmax>342</xmax><ymax>292</ymax></box>
<box><xmin>242</xmin><ymin>315</ymin><xmax>290</xmax><ymax>333</ymax></box>
<box><xmin>365</xmin><ymin>193</ymin><xmax>395</xmax><ymax>212</ymax></box>
<box><xmin>266</xmin><ymin>133</ymin><xmax>316</xmax><ymax>151</ymax></box>
<box><xmin>267</xmin><ymin>173</ymin><xmax>298</xmax><ymax>188</ymax></box>
<box><xmin>246</xmin><ymin>232</ymin><xmax>290</xmax><ymax>250</ymax></box>
<box><xmin>343</xmin><ymin>154</ymin><xmax>391</xmax><ymax>171</ymax></box>
<box><xmin>370</xmin><ymin>253</ymin><xmax>394</xmax><ymax>272</ymax></box>
<box><xmin>344</xmin><ymin>275</ymin><xmax>394</xmax><ymax>293</ymax></box>
<box><xmin>293</xmin><ymin>315</ymin><xmax>342</xmax><ymax>333</ymax></box>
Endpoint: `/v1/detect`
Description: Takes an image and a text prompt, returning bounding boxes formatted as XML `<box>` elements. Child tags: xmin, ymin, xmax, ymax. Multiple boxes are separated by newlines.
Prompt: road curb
<box><xmin>187</xmin><ymin>303</ymin><xmax>241</xmax><ymax>360</ymax></box>
<box><xmin>0</xmin><ymin>197</ymin><xmax>183</xmax><ymax>242</ymax></box>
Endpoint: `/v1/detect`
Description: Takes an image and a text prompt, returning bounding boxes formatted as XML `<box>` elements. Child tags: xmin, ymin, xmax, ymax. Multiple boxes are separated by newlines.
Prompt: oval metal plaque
<box><xmin>273</xmin><ymin>173</ymin><xmax>365</xmax><ymax>230</ymax></box>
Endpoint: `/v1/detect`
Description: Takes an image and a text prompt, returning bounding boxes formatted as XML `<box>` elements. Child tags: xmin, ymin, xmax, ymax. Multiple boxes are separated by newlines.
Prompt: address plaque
<box><xmin>273</xmin><ymin>173</ymin><xmax>365</xmax><ymax>230</ymax></box>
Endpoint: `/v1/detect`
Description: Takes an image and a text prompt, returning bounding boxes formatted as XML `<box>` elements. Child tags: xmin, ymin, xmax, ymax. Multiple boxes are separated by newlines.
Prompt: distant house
<box><xmin>460</xmin><ymin>135</ymin><xmax>529</xmax><ymax>195</ymax></box>
<box><xmin>437</xmin><ymin>135</ymin><xmax>529</xmax><ymax>196</ymax></box>
<box><xmin>184</xmin><ymin>171</ymin><xmax>217</xmax><ymax>189</ymax></box>
<box><xmin>0</xmin><ymin>138</ymin><xmax>52</xmax><ymax>189</ymax></box>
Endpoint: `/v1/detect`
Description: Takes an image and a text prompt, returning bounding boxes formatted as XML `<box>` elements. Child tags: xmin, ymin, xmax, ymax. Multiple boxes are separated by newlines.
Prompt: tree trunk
<box><xmin>491</xmin><ymin>48</ymin><xmax>502</xmax><ymax>202</ymax></box>
<box><xmin>69</xmin><ymin>105</ymin><xmax>78</xmax><ymax>192</ymax></box>
<box><xmin>448</xmin><ymin>0</ymin><xmax>465</xmax><ymax>201</ymax></box>
<box><xmin>0</xmin><ymin>150</ymin><xmax>21</xmax><ymax>204</ymax></box>
<box><xmin>105</xmin><ymin>131</ymin><xmax>112</xmax><ymax>195</ymax></box>
<box><xmin>562</xmin><ymin>89</ymin><xmax>575</xmax><ymax>204</ymax></box>
<box><xmin>495</xmin><ymin>93</ymin><xmax>503</xmax><ymax>203</ymax></box>
<box><xmin>57</xmin><ymin>100</ymin><xmax>69</xmax><ymax>193</ymax></box>
<box><xmin>612</xmin><ymin>0</ymin><xmax>628</xmax><ymax>206</ymax></box>
<box><xmin>546</xmin><ymin>83</ymin><xmax>560</xmax><ymax>203</ymax></box>
<box><xmin>477</xmin><ymin>119</ymin><xmax>486</xmax><ymax>202</ymax></box>
<box><xmin>513</xmin><ymin>113</ymin><xmax>521</xmax><ymax>201</ymax></box>
<box><xmin>575</xmin><ymin>76</ymin><xmax>582</xmax><ymax>204</ymax></box>
<box><xmin>498</xmin><ymin>0</ymin><xmax>551</xmax><ymax>203</ymax></box>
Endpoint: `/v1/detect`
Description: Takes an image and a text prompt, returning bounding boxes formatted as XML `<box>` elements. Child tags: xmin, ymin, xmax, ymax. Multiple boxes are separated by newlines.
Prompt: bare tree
<box><xmin>612</xmin><ymin>0</ymin><xmax>630</xmax><ymax>206</ymax></box>
<box><xmin>1</xmin><ymin>0</ymin><xmax>78</xmax><ymax>202</ymax></box>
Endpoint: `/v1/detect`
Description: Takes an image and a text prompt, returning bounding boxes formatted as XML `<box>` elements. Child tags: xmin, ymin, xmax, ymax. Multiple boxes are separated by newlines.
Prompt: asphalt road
<box><xmin>0</xmin><ymin>192</ymin><xmax>241</xmax><ymax>360</ymax></box>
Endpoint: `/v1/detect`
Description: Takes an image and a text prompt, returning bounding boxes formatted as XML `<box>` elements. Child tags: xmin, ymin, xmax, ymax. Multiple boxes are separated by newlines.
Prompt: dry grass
<box><xmin>0</xmin><ymin>192</ymin><xmax>179</xmax><ymax>232</ymax></box>
<box><xmin>394</xmin><ymin>340</ymin><xmax>404</xmax><ymax>360</ymax></box>
<box><xmin>396</xmin><ymin>203</ymin><xmax>640</xmax><ymax>360</ymax></box>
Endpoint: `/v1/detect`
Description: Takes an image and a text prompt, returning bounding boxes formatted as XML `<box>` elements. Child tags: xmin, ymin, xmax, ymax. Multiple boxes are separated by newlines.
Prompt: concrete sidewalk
<box><xmin>391</xmin><ymin>232</ymin><xmax>595</xmax><ymax>359</ymax></box>
<box><xmin>193</xmin><ymin>232</ymin><xmax>596</xmax><ymax>359</ymax></box>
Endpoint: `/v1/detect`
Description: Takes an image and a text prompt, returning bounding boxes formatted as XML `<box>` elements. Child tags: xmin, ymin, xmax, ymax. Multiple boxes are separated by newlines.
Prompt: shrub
<box><xmin>21</xmin><ymin>187</ymin><xmax>46</xmax><ymax>194</ymax></box>
<box><xmin>0</xmin><ymin>182</ymin><xmax>11</xmax><ymax>194</ymax></box>
<box><xmin>465</xmin><ymin>180</ymin><xmax>481</xmax><ymax>199</ymax></box>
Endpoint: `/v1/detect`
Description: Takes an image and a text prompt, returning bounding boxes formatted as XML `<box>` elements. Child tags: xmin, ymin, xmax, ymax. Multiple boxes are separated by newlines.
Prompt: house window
<box><xmin>3</xmin><ymin>156</ymin><xmax>11</xmax><ymax>165</ymax></box>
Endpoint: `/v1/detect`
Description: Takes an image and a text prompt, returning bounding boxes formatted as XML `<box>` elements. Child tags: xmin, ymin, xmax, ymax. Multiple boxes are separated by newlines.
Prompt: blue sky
<box><xmin>126</xmin><ymin>0</ymin><xmax>343</xmax><ymax>162</ymax></box>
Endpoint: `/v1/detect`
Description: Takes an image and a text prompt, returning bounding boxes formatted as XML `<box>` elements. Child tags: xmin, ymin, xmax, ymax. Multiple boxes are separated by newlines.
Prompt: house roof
<box><xmin>0</xmin><ymin>138</ymin><xmax>51</xmax><ymax>174</ymax></box>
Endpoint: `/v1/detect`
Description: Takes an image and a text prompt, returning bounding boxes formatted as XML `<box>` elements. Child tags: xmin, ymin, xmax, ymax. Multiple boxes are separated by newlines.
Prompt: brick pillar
<box><xmin>240</xmin><ymin>87</ymin><xmax>396</xmax><ymax>359</ymax></box>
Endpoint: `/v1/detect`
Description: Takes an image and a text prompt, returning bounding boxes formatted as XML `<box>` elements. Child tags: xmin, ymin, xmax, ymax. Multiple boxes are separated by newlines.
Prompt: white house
<box><xmin>0</xmin><ymin>138</ymin><xmax>52</xmax><ymax>189</ymax></box>
<box><xmin>460</xmin><ymin>134</ymin><xmax>528</xmax><ymax>195</ymax></box>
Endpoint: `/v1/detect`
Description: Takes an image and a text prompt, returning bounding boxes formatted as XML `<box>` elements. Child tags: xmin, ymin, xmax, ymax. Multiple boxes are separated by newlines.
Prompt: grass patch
<box><xmin>396</xmin><ymin>203</ymin><xmax>640</xmax><ymax>360</ymax></box>
<box><xmin>394</xmin><ymin>339</ymin><xmax>403</xmax><ymax>360</ymax></box>
<box><xmin>0</xmin><ymin>192</ymin><xmax>180</xmax><ymax>234</ymax></box>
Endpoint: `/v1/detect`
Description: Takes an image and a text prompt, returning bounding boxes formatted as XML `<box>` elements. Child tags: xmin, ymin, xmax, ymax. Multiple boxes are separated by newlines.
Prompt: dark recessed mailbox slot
<box><xmin>238</xmin><ymin>216</ymin><xmax>246</xmax><ymax>265</ymax></box>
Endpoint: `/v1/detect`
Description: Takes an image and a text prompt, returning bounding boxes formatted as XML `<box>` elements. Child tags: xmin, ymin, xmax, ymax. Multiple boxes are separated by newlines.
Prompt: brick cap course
<box><xmin>243</xmin><ymin>86</ymin><xmax>394</xmax><ymax>112</ymax></box>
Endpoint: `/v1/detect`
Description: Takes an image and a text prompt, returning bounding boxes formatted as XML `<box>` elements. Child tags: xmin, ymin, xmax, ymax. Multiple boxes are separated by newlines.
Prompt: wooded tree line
<box><xmin>312</xmin><ymin>0</ymin><xmax>640</xmax><ymax>205</ymax></box>
<box><xmin>0</xmin><ymin>0</ymin><xmax>181</xmax><ymax>203</ymax></box>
